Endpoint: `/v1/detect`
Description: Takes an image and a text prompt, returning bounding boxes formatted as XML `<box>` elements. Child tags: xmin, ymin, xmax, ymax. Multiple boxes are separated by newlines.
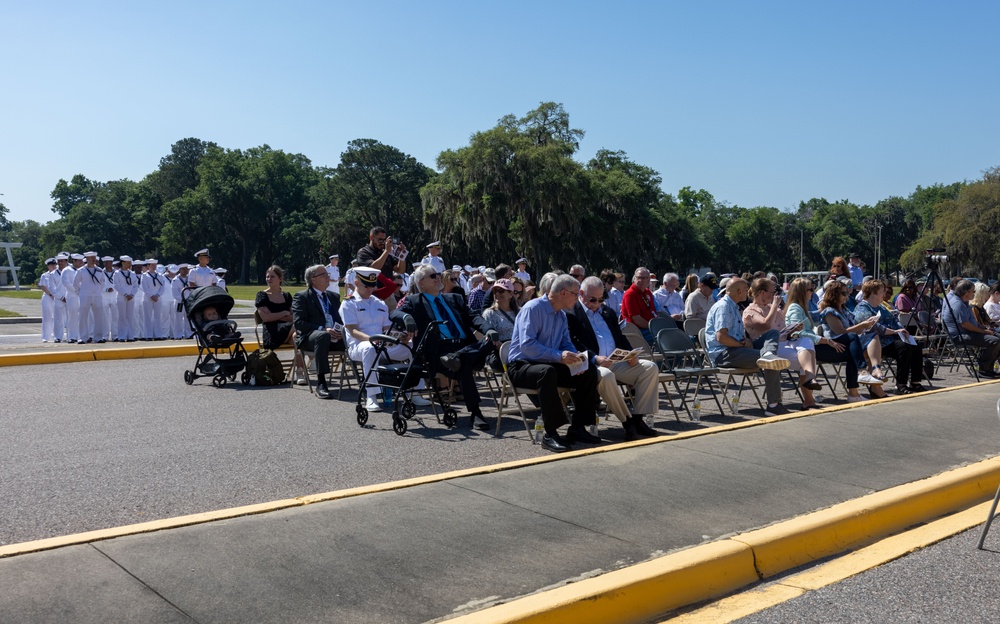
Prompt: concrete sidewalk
<box><xmin>2</xmin><ymin>382</ymin><xmax>999</xmax><ymax>623</ymax></box>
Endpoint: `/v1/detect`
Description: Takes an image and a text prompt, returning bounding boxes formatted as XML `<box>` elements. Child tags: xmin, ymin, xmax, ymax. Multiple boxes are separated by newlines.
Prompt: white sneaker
<box><xmin>857</xmin><ymin>373</ymin><xmax>884</xmax><ymax>385</ymax></box>
<box><xmin>364</xmin><ymin>397</ymin><xmax>382</xmax><ymax>412</ymax></box>
<box><xmin>846</xmin><ymin>395</ymin><xmax>864</xmax><ymax>403</ymax></box>
<box><xmin>408</xmin><ymin>394</ymin><xmax>432</xmax><ymax>407</ymax></box>
<box><xmin>756</xmin><ymin>353</ymin><xmax>790</xmax><ymax>370</ymax></box>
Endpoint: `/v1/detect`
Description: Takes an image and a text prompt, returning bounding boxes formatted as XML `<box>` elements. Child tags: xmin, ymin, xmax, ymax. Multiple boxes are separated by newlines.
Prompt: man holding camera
<box><xmin>357</xmin><ymin>226</ymin><xmax>407</xmax><ymax>308</ymax></box>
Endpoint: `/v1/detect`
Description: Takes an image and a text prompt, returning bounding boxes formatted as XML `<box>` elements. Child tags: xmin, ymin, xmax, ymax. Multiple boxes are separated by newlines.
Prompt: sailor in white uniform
<box><xmin>160</xmin><ymin>264</ymin><xmax>177</xmax><ymax>338</ymax></box>
<box><xmin>39</xmin><ymin>258</ymin><xmax>57</xmax><ymax>342</ymax></box>
<box><xmin>74</xmin><ymin>251</ymin><xmax>108</xmax><ymax>343</ymax></box>
<box><xmin>50</xmin><ymin>254</ymin><xmax>69</xmax><ymax>342</ymax></box>
<box><xmin>326</xmin><ymin>255</ymin><xmax>341</xmax><ymax>286</ymax></box>
<box><xmin>171</xmin><ymin>263</ymin><xmax>193</xmax><ymax>339</ymax></box>
<box><xmin>140</xmin><ymin>257</ymin><xmax>167</xmax><ymax>340</ymax></box>
<box><xmin>62</xmin><ymin>253</ymin><xmax>83</xmax><ymax>343</ymax></box>
<box><xmin>214</xmin><ymin>267</ymin><xmax>228</xmax><ymax>291</ymax></box>
<box><xmin>114</xmin><ymin>256</ymin><xmax>139</xmax><ymax>341</ymax></box>
<box><xmin>189</xmin><ymin>249</ymin><xmax>218</xmax><ymax>288</ymax></box>
<box><xmin>421</xmin><ymin>241</ymin><xmax>446</xmax><ymax>274</ymax></box>
<box><xmin>339</xmin><ymin>267</ymin><xmax>428</xmax><ymax>413</ymax></box>
<box><xmin>101</xmin><ymin>256</ymin><xmax>118</xmax><ymax>341</ymax></box>
<box><xmin>514</xmin><ymin>257</ymin><xmax>531</xmax><ymax>282</ymax></box>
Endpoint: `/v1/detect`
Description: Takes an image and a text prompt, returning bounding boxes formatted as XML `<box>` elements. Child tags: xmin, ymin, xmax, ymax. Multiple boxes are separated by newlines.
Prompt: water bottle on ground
<box><xmin>729</xmin><ymin>391</ymin><xmax>740</xmax><ymax>413</ymax></box>
<box><xmin>533</xmin><ymin>417</ymin><xmax>544</xmax><ymax>443</ymax></box>
<box><xmin>692</xmin><ymin>398</ymin><xmax>702</xmax><ymax>421</ymax></box>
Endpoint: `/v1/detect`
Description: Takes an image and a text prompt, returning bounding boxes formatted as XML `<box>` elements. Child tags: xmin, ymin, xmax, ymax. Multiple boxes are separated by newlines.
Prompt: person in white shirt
<box><xmin>214</xmin><ymin>267</ymin><xmax>228</xmax><ymax>291</ymax></box>
<box><xmin>653</xmin><ymin>272</ymin><xmax>685</xmax><ymax>321</ymax></box>
<box><xmin>514</xmin><ymin>258</ymin><xmax>530</xmax><ymax>282</ymax></box>
<box><xmin>139</xmin><ymin>258</ymin><xmax>167</xmax><ymax>340</ymax></box>
<box><xmin>39</xmin><ymin>258</ymin><xmax>57</xmax><ymax>342</ymax></box>
<box><xmin>171</xmin><ymin>264</ymin><xmax>194</xmax><ymax>339</ymax></box>
<box><xmin>74</xmin><ymin>251</ymin><xmax>108</xmax><ymax>343</ymax></box>
<box><xmin>422</xmin><ymin>242</ymin><xmax>446</xmax><ymax>273</ymax></box>
<box><xmin>50</xmin><ymin>255</ymin><xmax>69</xmax><ymax>342</ymax></box>
<box><xmin>63</xmin><ymin>254</ymin><xmax>83</xmax><ymax>342</ymax></box>
<box><xmin>188</xmin><ymin>249</ymin><xmax>219</xmax><ymax>288</ymax></box>
<box><xmin>325</xmin><ymin>254</ymin><xmax>341</xmax><ymax>286</ymax></box>
<box><xmin>113</xmin><ymin>256</ymin><xmax>140</xmax><ymax>341</ymax></box>
<box><xmin>340</xmin><ymin>267</ymin><xmax>427</xmax><ymax>413</ymax></box>
<box><xmin>101</xmin><ymin>256</ymin><xmax>118</xmax><ymax>341</ymax></box>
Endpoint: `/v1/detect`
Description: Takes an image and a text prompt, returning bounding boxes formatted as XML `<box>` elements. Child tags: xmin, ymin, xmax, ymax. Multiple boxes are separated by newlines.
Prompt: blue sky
<box><xmin>2</xmin><ymin>1</ymin><xmax>998</xmax><ymax>224</ymax></box>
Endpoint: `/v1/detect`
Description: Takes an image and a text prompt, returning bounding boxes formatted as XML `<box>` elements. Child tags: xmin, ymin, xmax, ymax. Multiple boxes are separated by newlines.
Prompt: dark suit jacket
<box><xmin>567</xmin><ymin>301</ymin><xmax>631</xmax><ymax>356</ymax></box>
<box><xmin>292</xmin><ymin>288</ymin><xmax>344</xmax><ymax>350</ymax></box>
<box><xmin>397</xmin><ymin>292</ymin><xmax>488</xmax><ymax>346</ymax></box>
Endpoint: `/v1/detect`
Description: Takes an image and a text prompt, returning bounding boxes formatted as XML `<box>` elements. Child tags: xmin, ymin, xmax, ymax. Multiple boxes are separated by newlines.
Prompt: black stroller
<box><xmin>182</xmin><ymin>285</ymin><xmax>249</xmax><ymax>388</ymax></box>
<box><xmin>355</xmin><ymin>319</ymin><xmax>458</xmax><ymax>435</ymax></box>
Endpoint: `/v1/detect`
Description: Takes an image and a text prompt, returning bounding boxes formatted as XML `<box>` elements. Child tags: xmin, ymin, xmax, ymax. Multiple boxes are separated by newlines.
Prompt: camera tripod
<box><xmin>910</xmin><ymin>263</ymin><xmax>980</xmax><ymax>383</ymax></box>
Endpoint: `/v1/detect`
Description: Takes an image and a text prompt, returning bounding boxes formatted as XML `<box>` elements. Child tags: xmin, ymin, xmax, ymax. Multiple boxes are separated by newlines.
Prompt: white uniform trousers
<box><xmin>173</xmin><ymin>304</ymin><xmax>191</xmax><ymax>339</ymax></box>
<box><xmin>143</xmin><ymin>297</ymin><xmax>165</xmax><ymax>339</ymax></box>
<box><xmin>41</xmin><ymin>294</ymin><xmax>54</xmax><ymax>341</ymax></box>
<box><xmin>104</xmin><ymin>294</ymin><xmax>118</xmax><ymax>341</ymax></box>
<box><xmin>53</xmin><ymin>297</ymin><xmax>66</xmax><ymax>341</ymax></box>
<box><xmin>132</xmin><ymin>292</ymin><xmax>145</xmax><ymax>338</ymax></box>
<box><xmin>348</xmin><ymin>341</ymin><xmax>424</xmax><ymax>399</ymax></box>
<box><xmin>65</xmin><ymin>294</ymin><xmax>81</xmax><ymax>341</ymax></box>
<box><xmin>117</xmin><ymin>296</ymin><xmax>136</xmax><ymax>341</ymax></box>
<box><xmin>595</xmin><ymin>358</ymin><xmax>660</xmax><ymax>423</ymax></box>
<box><xmin>78</xmin><ymin>295</ymin><xmax>105</xmax><ymax>342</ymax></box>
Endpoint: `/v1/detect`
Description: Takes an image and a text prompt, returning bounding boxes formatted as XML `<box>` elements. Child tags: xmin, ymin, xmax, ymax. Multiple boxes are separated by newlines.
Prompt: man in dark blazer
<box><xmin>292</xmin><ymin>264</ymin><xmax>345</xmax><ymax>399</ymax></box>
<box><xmin>567</xmin><ymin>276</ymin><xmax>660</xmax><ymax>440</ymax></box>
<box><xmin>396</xmin><ymin>264</ymin><xmax>495</xmax><ymax>430</ymax></box>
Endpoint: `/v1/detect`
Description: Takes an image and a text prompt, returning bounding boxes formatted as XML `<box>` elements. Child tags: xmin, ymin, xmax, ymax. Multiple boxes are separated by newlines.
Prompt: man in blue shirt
<box><xmin>941</xmin><ymin>279</ymin><xmax>1000</xmax><ymax>377</ymax></box>
<box><xmin>705</xmin><ymin>278</ymin><xmax>791</xmax><ymax>416</ymax></box>
<box><xmin>848</xmin><ymin>253</ymin><xmax>864</xmax><ymax>288</ymax></box>
<box><xmin>507</xmin><ymin>274</ymin><xmax>601</xmax><ymax>452</ymax></box>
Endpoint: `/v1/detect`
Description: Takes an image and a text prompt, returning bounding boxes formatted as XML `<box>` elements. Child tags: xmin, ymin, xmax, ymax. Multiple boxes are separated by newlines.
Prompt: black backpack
<box><xmin>247</xmin><ymin>349</ymin><xmax>286</xmax><ymax>386</ymax></box>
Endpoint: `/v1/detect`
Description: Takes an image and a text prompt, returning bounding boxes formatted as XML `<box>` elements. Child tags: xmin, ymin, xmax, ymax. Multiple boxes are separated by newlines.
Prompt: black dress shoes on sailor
<box><xmin>315</xmin><ymin>383</ymin><xmax>332</xmax><ymax>399</ymax></box>
<box><xmin>541</xmin><ymin>434</ymin><xmax>572</xmax><ymax>453</ymax></box>
<box><xmin>439</xmin><ymin>353</ymin><xmax>462</xmax><ymax>372</ymax></box>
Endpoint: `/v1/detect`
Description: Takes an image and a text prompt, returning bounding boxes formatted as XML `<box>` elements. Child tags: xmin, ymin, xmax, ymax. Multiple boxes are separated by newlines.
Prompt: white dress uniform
<box><xmin>114</xmin><ymin>265</ymin><xmax>140</xmax><ymax>341</ymax></box>
<box><xmin>188</xmin><ymin>265</ymin><xmax>218</xmax><ymax>288</ymax></box>
<box><xmin>39</xmin><ymin>266</ymin><xmax>54</xmax><ymax>342</ymax></box>
<box><xmin>74</xmin><ymin>258</ymin><xmax>108</xmax><ymax>343</ymax></box>
<box><xmin>325</xmin><ymin>262</ymin><xmax>340</xmax><ymax>296</ymax></box>
<box><xmin>159</xmin><ymin>273</ymin><xmax>176</xmax><ymax>338</ymax></box>
<box><xmin>340</xmin><ymin>292</ymin><xmax>419</xmax><ymax>400</ymax></box>
<box><xmin>50</xmin><ymin>262</ymin><xmax>68</xmax><ymax>341</ymax></box>
<box><xmin>102</xmin><ymin>265</ymin><xmax>118</xmax><ymax>340</ymax></box>
<box><xmin>171</xmin><ymin>271</ymin><xmax>193</xmax><ymax>338</ymax></box>
<box><xmin>62</xmin><ymin>261</ymin><xmax>81</xmax><ymax>342</ymax></box>
<box><xmin>140</xmin><ymin>268</ymin><xmax>167</xmax><ymax>339</ymax></box>
<box><xmin>343</xmin><ymin>268</ymin><xmax>357</xmax><ymax>298</ymax></box>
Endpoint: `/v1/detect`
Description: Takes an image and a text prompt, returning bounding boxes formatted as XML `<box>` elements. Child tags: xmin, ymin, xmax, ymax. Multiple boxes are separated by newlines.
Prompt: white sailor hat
<box><xmin>329</xmin><ymin>254</ymin><xmax>339</xmax><ymax>259</ymax></box>
<box><xmin>101</xmin><ymin>255</ymin><xmax>113</xmax><ymax>262</ymax></box>
<box><xmin>452</xmin><ymin>265</ymin><xmax>462</xmax><ymax>272</ymax></box>
<box><xmin>167</xmin><ymin>264</ymin><xmax>179</xmax><ymax>273</ymax></box>
<box><xmin>45</xmin><ymin>257</ymin><xmax>56</xmax><ymax>264</ymax></box>
<box><xmin>516</xmin><ymin>257</ymin><xmax>527</xmax><ymax>264</ymax></box>
<box><xmin>146</xmin><ymin>259</ymin><xmax>157</xmax><ymax>265</ymax></box>
<box><xmin>478</xmin><ymin>265</ymin><xmax>486</xmax><ymax>273</ymax></box>
<box><xmin>463</xmin><ymin>265</ymin><xmax>472</xmax><ymax>272</ymax></box>
<box><xmin>120</xmin><ymin>255</ymin><xmax>133</xmax><ymax>262</ymax></box>
<box><xmin>483</xmin><ymin>268</ymin><xmax>496</xmax><ymax>281</ymax></box>
<box><xmin>426</xmin><ymin>241</ymin><xmax>441</xmax><ymax>248</ymax></box>
<box><xmin>178</xmin><ymin>263</ymin><xmax>191</xmax><ymax>270</ymax></box>
<box><xmin>70</xmin><ymin>253</ymin><xmax>85</xmax><ymax>260</ymax></box>
<box><xmin>56</xmin><ymin>253</ymin><xmax>69</xmax><ymax>261</ymax></box>
<box><xmin>157</xmin><ymin>264</ymin><xmax>166</xmax><ymax>273</ymax></box>
<box><xmin>133</xmin><ymin>258</ymin><xmax>147</xmax><ymax>265</ymax></box>
<box><xmin>194</xmin><ymin>248</ymin><xmax>210</xmax><ymax>258</ymax></box>
<box><xmin>83</xmin><ymin>251</ymin><xmax>98</xmax><ymax>258</ymax></box>
<box><xmin>214</xmin><ymin>267</ymin><xmax>227</xmax><ymax>274</ymax></box>
<box><xmin>354</xmin><ymin>267</ymin><xmax>380</xmax><ymax>286</ymax></box>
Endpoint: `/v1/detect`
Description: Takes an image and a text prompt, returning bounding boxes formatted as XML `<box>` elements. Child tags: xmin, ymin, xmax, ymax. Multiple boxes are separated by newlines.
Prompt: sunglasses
<box><xmin>513</xmin><ymin>289</ymin><xmax>524</xmax><ymax>295</ymax></box>
<box><xmin>586</xmin><ymin>296</ymin><xmax>606</xmax><ymax>303</ymax></box>
<box><xmin>425</xmin><ymin>272</ymin><xmax>441</xmax><ymax>279</ymax></box>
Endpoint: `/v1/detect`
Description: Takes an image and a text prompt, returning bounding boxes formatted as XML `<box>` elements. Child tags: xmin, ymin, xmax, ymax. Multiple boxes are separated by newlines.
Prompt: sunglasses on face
<box><xmin>425</xmin><ymin>273</ymin><xmax>440</xmax><ymax>280</ymax></box>
<box><xmin>514</xmin><ymin>289</ymin><xmax>524</xmax><ymax>295</ymax></box>
<box><xmin>586</xmin><ymin>296</ymin><xmax>605</xmax><ymax>303</ymax></box>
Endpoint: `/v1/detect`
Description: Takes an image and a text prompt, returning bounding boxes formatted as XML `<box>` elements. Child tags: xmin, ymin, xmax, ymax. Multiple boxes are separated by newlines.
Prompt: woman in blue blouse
<box><xmin>817</xmin><ymin>280</ymin><xmax>889</xmax><ymax>398</ymax></box>
<box><xmin>854</xmin><ymin>280</ymin><xmax>927</xmax><ymax>394</ymax></box>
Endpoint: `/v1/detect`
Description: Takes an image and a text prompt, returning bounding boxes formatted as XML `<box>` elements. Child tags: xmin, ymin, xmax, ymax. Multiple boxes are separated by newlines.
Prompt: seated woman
<box><xmin>854</xmin><ymin>279</ymin><xmax>927</xmax><ymax>394</ymax></box>
<box><xmin>743</xmin><ymin>278</ymin><xmax>821</xmax><ymax>409</ymax></box>
<box><xmin>481</xmin><ymin>278</ymin><xmax>519</xmax><ymax>371</ymax></box>
<box><xmin>817</xmin><ymin>280</ymin><xmax>888</xmax><ymax>398</ymax></box>
<box><xmin>255</xmin><ymin>265</ymin><xmax>295</xmax><ymax>349</ymax></box>
<box><xmin>972</xmin><ymin>282</ymin><xmax>999</xmax><ymax>330</ymax></box>
<box><xmin>442</xmin><ymin>268</ymin><xmax>466</xmax><ymax>298</ymax></box>
<box><xmin>985</xmin><ymin>282</ymin><xmax>1000</xmax><ymax>325</ymax></box>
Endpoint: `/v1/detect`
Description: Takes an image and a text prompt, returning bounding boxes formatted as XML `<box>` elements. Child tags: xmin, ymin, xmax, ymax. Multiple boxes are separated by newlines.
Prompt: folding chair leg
<box><xmin>978</xmin><ymin>485</ymin><xmax>1000</xmax><ymax>549</ymax></box>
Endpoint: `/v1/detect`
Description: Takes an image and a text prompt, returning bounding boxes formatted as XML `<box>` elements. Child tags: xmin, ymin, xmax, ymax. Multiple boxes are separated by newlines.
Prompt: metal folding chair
<box><xmin>977</xmin><ymin>397</ymin><xmax>1000</xmax><ymax>549</ymax></box>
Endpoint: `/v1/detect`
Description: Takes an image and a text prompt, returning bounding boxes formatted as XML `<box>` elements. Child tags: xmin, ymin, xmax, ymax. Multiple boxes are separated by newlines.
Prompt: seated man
<box><xmin>653</xmin><ymin>272</ymin><xmax>684</xmax><ymax>321</ymax></box>
<box><xmin>341</xmin><ymin>267</ymin><xmax>429</xmax><ymax>412</ymax></box>
<box><xmin>684</xmin><ymin>273</ymin><xmax>718</xmax><ymax>322</ymax></box>
<box><xmin>620</xmin><ymin>267</ymin><xmax>658</xmax><ymax>343</ymax></box>
<box><xmin>397</xmin><ymin>264</ymin><xmax>495</xmax><ymax>430</ymax></box>
<box><xmin>507</xmin><ymin>274</ymin><xmax>602</xmax><ymax>452</ymax></box>
<box><xmin>568</xmin><ymin>276</ymin><xmax>660</xmax><ymax>441</ymax></box>
<box><xmin>705</xmin><ymin>277</ymin><xmax>791</xmax><ymax>416</ymax></box>
<box><xmin>292</xmin><ymin>264</ymin><xmax>346</xmax><ymax>399</ymax></box>
<box><xmin>941</xmin><ymin>279</ymin><xmax>1000</xmax><ymax>378</ymax></box>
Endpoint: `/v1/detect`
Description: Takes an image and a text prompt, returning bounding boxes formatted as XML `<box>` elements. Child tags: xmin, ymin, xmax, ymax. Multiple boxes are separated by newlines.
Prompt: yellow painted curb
<box><xmin>444</xmin><ymin>541</ymin><xmax>759</xmax><ymax>624</ymax></box>
<box><xmin>440</xmin><ymin>456</ymin><xmax>1000</xmax><ymax>624</ymax></box>
<box><xmin>0</xmin><ymin>350</ymin><xmax>95</xmax><ymax>366</ymax></box>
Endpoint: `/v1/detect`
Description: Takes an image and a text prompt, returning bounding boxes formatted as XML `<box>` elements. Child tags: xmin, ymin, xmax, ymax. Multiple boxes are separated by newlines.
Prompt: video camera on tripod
<box><xmin>925</xmin><ymin>249</ymin><xmax>948</xmax><ymax>271</ymax></box>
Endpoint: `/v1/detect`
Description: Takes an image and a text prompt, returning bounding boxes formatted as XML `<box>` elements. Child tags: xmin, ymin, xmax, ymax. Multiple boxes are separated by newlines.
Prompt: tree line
<box><xmin>1</xmin><ymin>102</ymin><xmax>996</xmax><ymax>286</ymax></box>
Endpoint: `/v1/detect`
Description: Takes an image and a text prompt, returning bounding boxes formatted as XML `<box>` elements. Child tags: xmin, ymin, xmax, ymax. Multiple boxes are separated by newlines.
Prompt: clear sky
<box><xmin>2</xmin><ymin>1</ymin><xmax>998</xmax><ymax>224</ymax></box>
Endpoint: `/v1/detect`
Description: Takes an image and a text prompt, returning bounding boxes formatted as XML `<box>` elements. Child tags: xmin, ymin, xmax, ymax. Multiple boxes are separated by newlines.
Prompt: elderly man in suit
<box><xmin>568</xmin><ymin>276</ymin><xmax>660</xmax><ymax>440</ymax></box>
<box><xmin>292</xmin><ymin>264</ymin><xmax>345</xmax><ymax>399</ymax></box>
<box><xmin>397</xmin><ymin>263</ymin><xmax>495</xmax><ymax>430</ymax></box>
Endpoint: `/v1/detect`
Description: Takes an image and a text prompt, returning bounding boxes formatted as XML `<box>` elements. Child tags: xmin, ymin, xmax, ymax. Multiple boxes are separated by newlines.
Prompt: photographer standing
<box><xmin>357</xmin><ymin>226</ymin><xmax>407</xmax><ymax>308</ymax></box>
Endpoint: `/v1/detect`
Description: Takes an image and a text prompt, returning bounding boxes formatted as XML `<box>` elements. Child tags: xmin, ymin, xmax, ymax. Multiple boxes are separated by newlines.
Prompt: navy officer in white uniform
<box><xmin>188</xmin><ymin>249</ymin><xmax>218</xmax><ymax>288</ymax></box>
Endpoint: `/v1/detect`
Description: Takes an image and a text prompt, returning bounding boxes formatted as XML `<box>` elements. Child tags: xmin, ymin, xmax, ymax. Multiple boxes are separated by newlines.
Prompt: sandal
<box><xmin>895</xmin><ymin>385</ymin><xmax>912</xmax><ymax>395</ymax></box>
<box><xmin>869</xmin><ymin>389</ymin><xmax>888</xmax><ymax>400</ymax></box>
<box><xmin>908</xmin><ymin>383</ymin><xmax>927</xmax><ymax>393</ymax></box>
<box><xmin>800</xmin><ymin>375</ymin><xmax>823</xmax><ymax>391</ymax></box>
<box><xmin>870</xmin><ymin>365</ymin><xmax>886</xmax><ymax>381</ymax></box>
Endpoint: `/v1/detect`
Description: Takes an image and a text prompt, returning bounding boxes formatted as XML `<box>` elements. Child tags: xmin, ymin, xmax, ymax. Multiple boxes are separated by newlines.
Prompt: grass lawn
<box><xmin>0</xmin><ymin>308</ymin><xmax>25</xmax><ymax>317</ymax></box>
<box><xmin>0</xmin><ymin>289</ymin><xmax>42</xmax><ymax>300</ymax></box>
<box><xmin>226</xmin><ymin>284</ymin><xmax>308</xmax><ymax>300</ymax></box>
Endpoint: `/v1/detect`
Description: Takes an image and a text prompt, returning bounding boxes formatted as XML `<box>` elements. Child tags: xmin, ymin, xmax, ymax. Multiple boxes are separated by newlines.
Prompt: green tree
<box><xmin>145</xmin><ymin>137</ymin><xmax>218</xmax><ymax>203</ymax></box>
<box><xmin>50</xmin><ymin>174</ymin><xmax>102</xmax><ymax>217</ymax></box>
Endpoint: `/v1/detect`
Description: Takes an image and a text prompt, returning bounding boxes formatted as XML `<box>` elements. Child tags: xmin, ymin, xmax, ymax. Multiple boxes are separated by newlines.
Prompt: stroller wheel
<box><xmin>356</xmin><ymin>405</ymin><xmax>369</xmax><ymax>427</ymax></box>
<box><xmin>401</xmin><ymin>402</ymin><xmax>416</xmax><ymax>419</ymax></box>
<box><xmin>241</xmin><ymin>372</ymin><xmax>251</xmax><ymax>385</ymax></box>
<box><xmin>184</xmin><ymin>370</ymin><xmax>194</xmax><ymax>385</ymax></box>
<box><xmin>392</xmin><ymin>412</ymin><xmax>407</xmax><ymax>435</ymax></box>
<box><xmin>442</xmin><ymin>408</ymin><xmax>458</xmax><ymax>428</ymax></box>
<box><xmin>212</xmin><ymin>375</ymin><xmax>227</xmax><ymax>388</ymax></box>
